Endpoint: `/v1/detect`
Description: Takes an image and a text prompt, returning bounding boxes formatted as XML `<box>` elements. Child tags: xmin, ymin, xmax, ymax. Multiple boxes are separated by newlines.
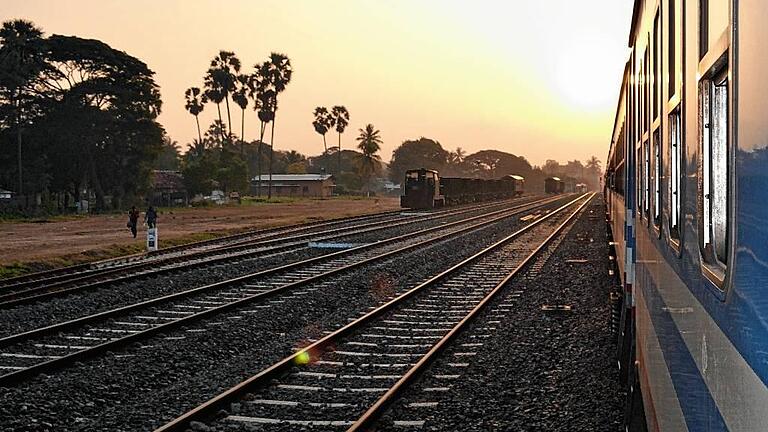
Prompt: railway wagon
<box><xmin>575</xmin><ymin>183</ymin><xmax>588</xmax><ymax>194</ymax></box>
<box><xmin>606</xmin><ymin>1</ymin><xmax>768</xmax><ymax>430</ymax></box>
<box><xmin>400</xmin><ymin>168</ymin><xmax>523</xmax><ymax>209</ymax></box>
<box><xmin>502</xmin><ymin>174</ymin><xmax>525</xmax><ymax>197</ymax></box>
<box><xmin>544</xmin><ymin>177</ymin><xmax>564</xmax><ymax>194</ymax></box>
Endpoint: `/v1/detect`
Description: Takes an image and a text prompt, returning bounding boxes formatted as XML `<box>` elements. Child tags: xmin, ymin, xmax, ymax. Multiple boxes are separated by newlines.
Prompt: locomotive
<box><xmin>605</xmin><ymin>1</ymin><xmax>768</xmax><ymax>430</ymax></box>
<box><xmin>400</xmin><ymin>168</ymin><xmax>524</xmax><ymax>209</ymax></box>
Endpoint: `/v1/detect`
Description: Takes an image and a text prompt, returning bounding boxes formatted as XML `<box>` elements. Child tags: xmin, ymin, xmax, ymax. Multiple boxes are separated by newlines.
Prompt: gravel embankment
<box><xmin>0</xmin><ymin>197</ymin><xmax>570</xmax><ymax>432</ymax></box>
<box><xmin>0</xmin><ymin>199</ymin><xmax>538</xmax><ymax>337</ymax></box>
<box><xmin>377</xmin><ymin>194</ymin><xmax>623</xmax><ymax>431</ymax></box>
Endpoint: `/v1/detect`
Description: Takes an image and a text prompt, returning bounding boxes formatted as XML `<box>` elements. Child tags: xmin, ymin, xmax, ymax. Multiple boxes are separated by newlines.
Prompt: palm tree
<box><xmin>203</xmin><ymin>74</ymin><xmax>225</xmax><ymax>144</ymax></box>
<box><xmin>250</xmin><ymin>64</ymin><xmax>273</xmax><ymax>196</ymax></box>
<box><xmin>451</xmin><ymin>147</ymin><xmax>466</xmax><ymax>164</ymax></box>
<box><xmin>312</xmin><ymin>106</ymin><xmax>333</xmax><ymax>168</ymax></box>
<box><xmin>585</xmin><ymin>156</ymin><xmax>601</xmax><ymax>173</ymax></box>
<box><xmin>356</xmin><ymin>124</ymin><xmax>383</xmax><ymax>196</ymax></box>
<box><xmin>260</xmin><ymin>52</ymin><xmax>292</xmax><ymax>199</ymax></box>
<box><xmin>205</xmin><ymin>50</ymin><xmax>241</xmax><ymax>143</ymax></box>
<box><xmin>331</xmin><ymin>105</ymin><xmax>350</xmax><ymax>175</ymax></box>
<box><xmin>0</xmin><ymin>19</ymin><xmax>45</xmax><ymax>195</ymax></box>
<box><xmin>232</xmin><ymin>74</ymin><xmax>250</xmax><ymax>154</ymax></box>
<box><xmin>184</xmin><ymin>87</ymin><xmax>206</xmax><ymax>144</ymax></box>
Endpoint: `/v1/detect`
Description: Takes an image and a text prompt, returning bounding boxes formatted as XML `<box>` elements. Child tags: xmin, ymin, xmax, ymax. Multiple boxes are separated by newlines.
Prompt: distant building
<box><xmin>149</xmin><ymin>170</ymin><xmax>188</xmax><ymax>206</ymax></box>
<box><xmin>251</xmin><ymin>174</ymin><xmax>335</xmax><ymax>197</ymax></box>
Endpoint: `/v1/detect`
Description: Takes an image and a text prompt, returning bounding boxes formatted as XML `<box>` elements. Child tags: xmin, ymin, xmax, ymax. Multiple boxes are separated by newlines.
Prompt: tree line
<box><xmin>0</xmin><ymin>18</ymin><xmax>600</xmax><ymax>214</ymax></box>
<box><xmin>0</xmin><ymin>19</ymin><xmax>163</xmax><ymax>211</ymax></box>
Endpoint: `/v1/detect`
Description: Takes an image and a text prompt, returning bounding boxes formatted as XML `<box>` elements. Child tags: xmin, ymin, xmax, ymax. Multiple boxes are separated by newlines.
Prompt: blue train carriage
<box><xmin>607</xmin><ymin>0</ymin><xmax>768</xmax><ymax>430</ymax></box>
<box><xmin>400</xmin><ymin>168</ymin><xmax>444</xmax><ymax>209</ymax></box>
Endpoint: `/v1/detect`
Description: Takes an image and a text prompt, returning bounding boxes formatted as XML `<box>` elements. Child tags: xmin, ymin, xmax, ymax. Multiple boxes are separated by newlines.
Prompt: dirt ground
<box><xmin>0</xmin><ymin>197</ymin><xmax>400</xmax><ymax>272</ymax></box>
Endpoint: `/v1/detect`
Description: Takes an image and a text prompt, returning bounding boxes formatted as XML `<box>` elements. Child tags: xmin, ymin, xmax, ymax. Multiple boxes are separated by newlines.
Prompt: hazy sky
<box><xmin>2</xmin><ymin>1</ymin><xmax>634</xmax><ymax>166</ymax></box>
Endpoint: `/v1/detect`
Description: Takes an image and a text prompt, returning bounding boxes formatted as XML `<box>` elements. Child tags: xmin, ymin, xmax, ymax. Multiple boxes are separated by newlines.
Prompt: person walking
<box><xmin>145</xmin><ymin>206</ymin><xmax>158</xmax><ymax>229</ymax></box>
<box><xmin>127</xmin><ymin>206</ymin><xmax>140</xmax><ymax>238</ymax></box>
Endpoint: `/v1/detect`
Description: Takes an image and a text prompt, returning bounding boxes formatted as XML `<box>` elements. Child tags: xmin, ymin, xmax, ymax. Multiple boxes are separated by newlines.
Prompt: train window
<box><xmin>669</xmin><ymin>108</ymin><xmax>682</xmax><ymax>241</ymax></box>
<box><xmin>653</xmin><ymin>11</ymin><xmax>660</xmax><ymax>120</ymax></box>
<box><xmin>700</xmin><ymin>64</ymin><xmax>729</xmax><ymax>271</ymax></box>
<box><xmin>699</xmin><ymin>0</ymin><xmax>709</xmax><ymax>59</ymax></box>
<box><xmin>644</xmin><ymin>140</ymin><xmax>650</xmax><ymax>220</ymax></box>
<box><xmin>669</xmin><ymin>0</ymin><xmax>676</xmax><ymax>98</ymax></box>
<box><xmin>644</xmin><ymin>51</ymin><xmax>650</xmax><ymax>133</ymax></box>
<box><xmin>700</xmin><ymin>0</ymin><xmax>729</xmax><ymax>59</ymax></box>
<box><xmin>635</xmin><ymin>148</ymin><xmax>643</xmax><ymax>216</ymax></box>
<box><xmin>653</xmin><ymin>130</ymin><xmax>661</xmax><ymax>228</ymax></box>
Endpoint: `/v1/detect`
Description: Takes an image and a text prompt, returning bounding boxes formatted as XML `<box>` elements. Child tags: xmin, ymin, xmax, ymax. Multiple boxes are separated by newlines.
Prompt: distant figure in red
<box><xmin>145</xmin><ymin>206</ymin><xmax>158</xmax><ymax>229</ymax></box>
<box><xmin>127</xmin><ymin>206</ymin><xmax>140</xmax><ymax>238</ymax></box>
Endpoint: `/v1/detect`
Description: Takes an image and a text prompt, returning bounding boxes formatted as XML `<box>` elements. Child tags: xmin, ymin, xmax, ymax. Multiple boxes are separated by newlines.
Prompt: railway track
<box><xmin>0</xmin><ymin>197</ymin><xmax>541</xmax><ymax>309</ymax></box>
<box><xmin>151</xmin><ymin>193</ymin><xmax>594</xmax><ymax>432</ymax></box>
<box><xmin>0</xmin><ymin>195</ymin><xmax>568</xmax><ymax>386</ymax></box>
<box><xmin>0</xmin><ymin>209</ymin><xmax>403</xmax><ymax>288</ymax></box>
<box><xmin>0</xmin><ymin>201</ymin><xmax>501</xmax><ymax>290</ymax></box>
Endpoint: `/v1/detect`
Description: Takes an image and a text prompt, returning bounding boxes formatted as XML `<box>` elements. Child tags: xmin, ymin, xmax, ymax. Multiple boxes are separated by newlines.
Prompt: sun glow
<box><xmin>1</xmin><ymin>0</ymin><xmax>635</xmax><ymax>166</ymax></box>
<box><xmin>550</xmin><ymin>33</ymin><xmax>629</xmax><ymax>112</ymax></box>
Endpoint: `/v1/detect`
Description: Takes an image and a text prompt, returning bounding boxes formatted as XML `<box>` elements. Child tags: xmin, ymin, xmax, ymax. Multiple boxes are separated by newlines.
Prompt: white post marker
<box><xmin>147</xmin><ymin>227</ymin><xmax>158</xmax><ymax>252</ymax></box>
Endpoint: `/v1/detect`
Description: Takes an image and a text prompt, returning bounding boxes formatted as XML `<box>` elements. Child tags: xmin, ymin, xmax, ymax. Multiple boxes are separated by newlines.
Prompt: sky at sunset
<box><xmin>2</xmin><ymin>1</ymin><xmax>634</xmax><ymax>167</ymax></box>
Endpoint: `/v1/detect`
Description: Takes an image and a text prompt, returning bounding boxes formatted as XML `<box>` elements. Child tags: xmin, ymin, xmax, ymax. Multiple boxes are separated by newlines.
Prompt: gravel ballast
<box><xmin>376</xmin><ymin>194</ymin><xmax>624</xmax><ymax>431</ymax></box>
<box><xmin>0</xmin><ymin>198</ymin><xmax>541</xmax><ymax>338</ymax></box>
<box><xmin>0</xmin><ymin>197</ymin><xmax>573</xmax><ymax>432</ymax></box>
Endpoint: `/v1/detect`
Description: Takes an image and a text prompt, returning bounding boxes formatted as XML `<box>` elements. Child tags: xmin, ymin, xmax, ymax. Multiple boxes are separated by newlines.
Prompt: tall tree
<box><xmin>356</xmin><ymin>123</ymin><xmax>383</xmax><ymax>196</ymax></box>
<box><xmin>331</xmin><ymin>105</ymin><xmax>349</xmax><ymax>176</ymax></box>
<box><xmin>249</xmin><ymin>64</ymin><xmax>273</xmax><ymax>196</ymax></box>
<box><xmin>203</xmin><ymin>71</ymin><xmax>225</xmax><ymax>144</ymax></box>
<box><xmin>184</xmin><ymin>87</ymin><xmax>205</xmax><ymax>144</ymax></box>
<box><xmin>0</xmin><ymin>19</ymin><xmax>45</xmax><ymax>195</ymax></box>
<box><xmin>206</xmin><ymin>50</ymin><xmax>240</xmax><ymax>140</ymax></box>
<box><xmin>388</xmin><ymin>137</ymin><xmax>449</xmax><ymax>183</ymax></box>
<box><xmin>260</xmin><ymin>52</ymin><xmax>292</xmax><ymax>199</ymax></box>
<box><xmin>38</xmin><ymin>34</ymin><xmax>164</xmax><ymax>209</ymax></box>
<box><xmin>312</xmin><ymin>106</ymin><xmax>332</xmax><ymax>159</ymax></box>
<box><xmin>232</xmin><ymin>73</ymin><xmax>250</xmax><ymax>155</ymax></box>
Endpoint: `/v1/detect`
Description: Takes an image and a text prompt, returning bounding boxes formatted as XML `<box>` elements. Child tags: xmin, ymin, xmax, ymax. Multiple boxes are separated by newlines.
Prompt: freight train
<box><xmin>605</xmin><ymin>1</ymin><xmax>768</xmax><ymax>430</ymax></box>
<box><xmin>544</xmin><ymin>177</ymin><xmax>565</xmax><ymax>194</ymax></box>
<box><xmin>400</xmin><ymin>168</ymin><xmax>524</xmax><ymax>209</ymax></box>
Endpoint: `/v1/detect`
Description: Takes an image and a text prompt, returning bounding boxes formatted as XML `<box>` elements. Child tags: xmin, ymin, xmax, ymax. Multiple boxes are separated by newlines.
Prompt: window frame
<box><xmin>698</xmin><ymin>54</ymin><xmax>731</xmax><ymax>289</ymax></box>
<box><xmin>653</xmin><ymin>128</ymin><xmax>662</xmax><ymax>234</ymax></box>
<box><xmin>668</xmin><ymin>105</ymin><xmax>683</xmax><ymax>251</ymax></box>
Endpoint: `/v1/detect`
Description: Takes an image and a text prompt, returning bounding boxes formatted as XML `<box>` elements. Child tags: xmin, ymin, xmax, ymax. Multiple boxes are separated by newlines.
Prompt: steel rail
<box><xmin>151</xmin><ymin>193</ymin><xmax>592</xmax><ymax>432</ymax></box>
<box><xmin>1</xmin><ymin>198</ymin><xmax>528</xmax><ymax>290</ymax></box>
<box><xmin>347</xmin><ymin>192</ymin><xmax>595</xmax><ymax>431</ymax></box>
<box><xmin>0</xmin><ymin>195</ymin><xmax>565</xmax><ymax>387</ymax></box>
<box><xmin>0</xmin><ymin>208</ymin><xmax>406</xmax><ymax>288</ymax></box>
<box><xmin>0</xmin><ymin>197</ymin><xmax>542</xmax><ymax>309</ymax></box>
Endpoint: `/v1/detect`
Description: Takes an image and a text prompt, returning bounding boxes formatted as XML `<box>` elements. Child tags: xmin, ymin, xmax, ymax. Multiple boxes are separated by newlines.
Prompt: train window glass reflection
<box><xmin>701</xmin><ymin>66</ymin><xmax>729</xmax><ymax>269</ymax></box>
<box><xmin>644</xmin><ymin>140</ymin><xmax>650</xmax><ymax>220</ymax></box>
<box><xmin>637</xmin><ymin>148</ymin><xmax>643</xmax><ymax>214</ymax></box>
<box><xmin>653</xmin><ymin>130</ymin><xmax>661</xmax><ymax>227</ymax></box>
<box><xmin>668</xmin><ymin>0</ymin><xmax>676</xmax><ymax>98</ymax></box>
<box><xmin>653</xmin><ymin>12</ymin><xmax>660</xmax><ymax>120</ymax></box>
<box><xmin>669</xmin><ymin>108</ymin><xmax>682</xmax><ymax>241</ymax></box>
<box><xmin>699</xmin><ymin>0</ymin><xmax>709</xmax><ymax>59</ymax></box>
